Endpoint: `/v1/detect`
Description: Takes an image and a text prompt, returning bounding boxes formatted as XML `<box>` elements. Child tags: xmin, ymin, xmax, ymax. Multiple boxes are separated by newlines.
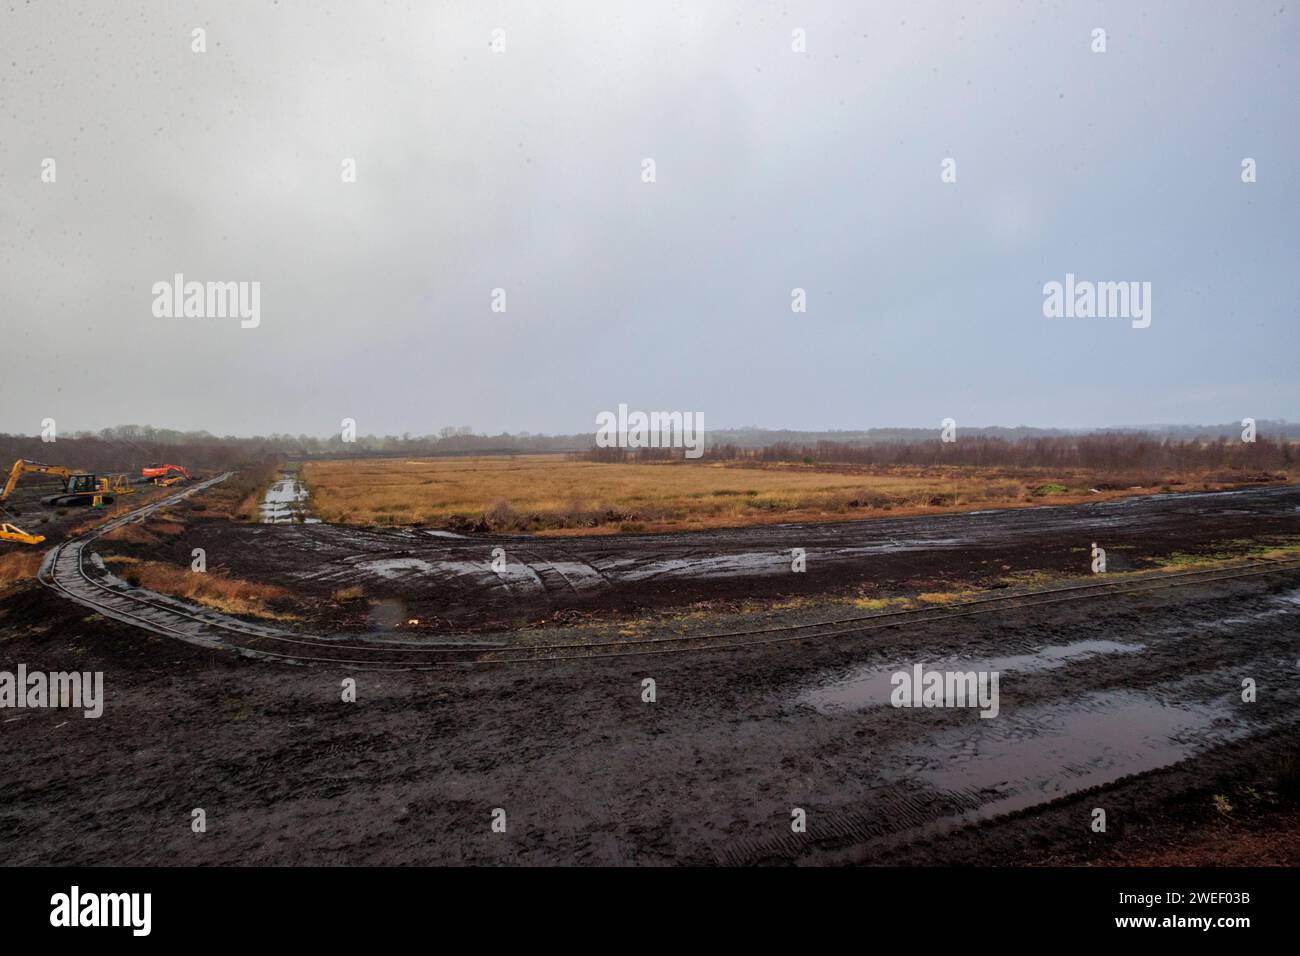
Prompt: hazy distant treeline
<box><xmin>588</xmin><ymin>432</ymin><xmax>1295</xmax><ymax>473</ymax></box>
<box><xmin>0</xmin><ymin>428</ymin><xmax>590</xmax><ymax>475</ymax></box>
<box><xmin>1</xmin><ymin>421</ymin><xmax>1295</xmax><ymax>476</ymax></box>
<box><xmin>706</xmin><ymin>421</ymin><xmax>1300</xmax><ymax>446</ymax></box>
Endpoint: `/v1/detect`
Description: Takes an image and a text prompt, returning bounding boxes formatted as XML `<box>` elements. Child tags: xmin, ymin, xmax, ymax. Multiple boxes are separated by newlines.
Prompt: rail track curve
<box><xmin>37</xmin><ymin>474</ymin><xmax>1300</xmax><ymax>669</ymax></box>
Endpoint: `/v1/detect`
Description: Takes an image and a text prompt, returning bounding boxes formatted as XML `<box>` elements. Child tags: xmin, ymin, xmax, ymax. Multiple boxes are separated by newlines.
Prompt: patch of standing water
<box><xmin>801</xmin><ymin>639</ymin><xmax>1144</xmax><ymax>713</ymax></box>
<box><xmin>259</xmin><ymin>473</ymin><xmax>320</xmax><ymax>524</ymax></box>
<box><xmin>901</xmin><ymin>688</ymin><xmax>1246</xmax><ymax>817</ymax></box>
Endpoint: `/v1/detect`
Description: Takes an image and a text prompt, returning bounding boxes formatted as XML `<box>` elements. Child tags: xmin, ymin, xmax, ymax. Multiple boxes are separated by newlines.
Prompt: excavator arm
<box><xmin>2</xmin><ymin>460</ymin><xmax>77</xmax><ymax>504</ymax></box>
<box><xmin>141</xmin><ymin>463</ymin><xmax>193</xmax><ymax>482</ymax></box>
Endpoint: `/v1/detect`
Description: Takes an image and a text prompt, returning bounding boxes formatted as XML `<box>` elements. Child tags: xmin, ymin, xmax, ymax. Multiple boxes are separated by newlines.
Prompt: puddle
<box><xmin>259</xmin><ymin>474</ymin><xmax>319</xmax><ymax>524</ymax></box>
<box><xmin>906</xmin><ymin>689</ymin><xmax>1245</xmax><ymax>817</ymax></box>
<box><xmin>802</xmin><ymin>639</ymin><xmax>1144</xmax><ymax>713</ymax></box>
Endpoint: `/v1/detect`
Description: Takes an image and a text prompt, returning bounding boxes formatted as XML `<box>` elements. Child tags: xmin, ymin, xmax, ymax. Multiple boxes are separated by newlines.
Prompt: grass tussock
<box><xmin>916</xmin><ymin>589</ymin><xmax>983</xmax><ymax>605</ymax></box>
<box><xmin>101</xmin><ymin>523</ymin><xmax>160</xmax><ymax>545</ymax></box>
<box><xmin>115</xmin><ymin>558</ymin><xmax>297</xmax><ymax>620</ymax></box>
<box><xmin>69</xmin><ymin>499</ymin><xmax>146</xmax><ymax>537</ymax></box>
<box><xmin>0</xmin><ymin>550</ymin><xmax>44</xmax><ymax>587</ymax></box>
<box><xmin>849</xmin><ymin>596</ymin><xmax>913</xmax><ymax>611</ymax></box>
<box><xmin>1158</xmin><ymin>538</ymin><xmax>1300</xmax><ymax>571</ymax></box>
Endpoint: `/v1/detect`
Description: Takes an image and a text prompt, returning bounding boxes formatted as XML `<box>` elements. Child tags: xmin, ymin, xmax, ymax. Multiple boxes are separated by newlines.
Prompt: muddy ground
<box><xmin>2</xmin><ymin>561</ymin><xmax>1297</xmax><ymax>865</ymax></box>
<box><xmin>107</xmin><ymin>482</ymin><xmax>1300</xmax><ymax>633</ymax></box>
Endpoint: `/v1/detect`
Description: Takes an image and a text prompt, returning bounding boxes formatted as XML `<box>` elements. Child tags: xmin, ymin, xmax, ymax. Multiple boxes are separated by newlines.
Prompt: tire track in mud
<box><xmin>37</xmin><ymin>503</ymin><xmax>1300</xmax><ymax>666</ymax></box>
<box><xmin>35</xmin><ymin>477</ymin><xmax>1300</xmax><ymax>667</ymax></box>
<box><xmin>30</xmin><ymin>478</ymin><xmax>1300</xmax><ymax>863</ymax></box>
<box><xmin>207</xmin><ymin>482</ymin><xmax>1300</xmax><ymax>626</ymax></box>
<box><xmin>717</xmin><ymin>598</ymin><xmax>1300</xmax><ymax>865</ymax></box>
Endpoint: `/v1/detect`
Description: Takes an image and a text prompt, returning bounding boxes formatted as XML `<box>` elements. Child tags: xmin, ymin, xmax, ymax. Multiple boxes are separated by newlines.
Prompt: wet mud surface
<box><xmin>2</xmin><ymin>564</ymin><xmax>1297</xmax><ymax>865</ymax></box>
<box><xmin>138</xmin><ymin>483</ymin><xmax>1300</xmax><ymax>632</ymax></box>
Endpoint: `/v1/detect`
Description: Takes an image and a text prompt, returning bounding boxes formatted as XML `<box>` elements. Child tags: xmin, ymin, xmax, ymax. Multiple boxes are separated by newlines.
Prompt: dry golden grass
<box><xmin>0</xmin><ymin>550</ymin><xmax>44</xmax><ymax>587</ymax></box>
<box><xmin>105</xmin><ymin>556</ymin><xmax>298</xmax><ymax>620</ymax></box>
<box><xmin>301</xmin><ymin>455</ymin><xmax>1226</xmax><ymax>536</ymax></box>
<box><xmin>849</xmin><ymin>596</ymin><xmax>913</xmax><ymax>611</ymax></box>
<box><xmin>916</xmin><ymin>589</ymin><xmax>983</xmax><ymax>605</ymax></box>
<box><xmin>68</xmin><ymin>497</ymin><xmax>152</xmax><ymax>536</ymax></box>
<box><xmin>1157</xmin><ymin>538</ymin><xmax>1300</xmax><ymax>571</ymax></box>
<box><xmin>100</xmin><ymin>522</ymin><xmax>160</xmax><ymax>545</ymax></box>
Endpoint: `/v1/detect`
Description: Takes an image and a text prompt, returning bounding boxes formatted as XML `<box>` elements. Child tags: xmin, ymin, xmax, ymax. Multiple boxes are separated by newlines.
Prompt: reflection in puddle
<box><xmin>802</xmin><ymin>639</ymin><xmax>1143</xmax><ymax>713</ymax></box>
<box><xmin>259</xmin><ymin>474</ymin><xmax>319</xmax><ymax>524</ymax></box>
<box><xmin>906</xmin><ymin>689</ymin><xmax>1244</xmax><ymax>817</ymax></box>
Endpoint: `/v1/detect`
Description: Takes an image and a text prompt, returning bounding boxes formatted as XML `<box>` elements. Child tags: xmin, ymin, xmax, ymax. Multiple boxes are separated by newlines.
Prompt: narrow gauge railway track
<box><xmin>37</xmin><ymin>476</ymin><xmax>1300</xmax><ymax>669</ymax></box>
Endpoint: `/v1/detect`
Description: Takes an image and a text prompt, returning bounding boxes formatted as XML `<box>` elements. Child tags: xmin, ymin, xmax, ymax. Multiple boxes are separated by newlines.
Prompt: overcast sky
<box><xmin>1</xmin><ymin>1</ymin><xmax>1296</xmax><ymax>437</ymax></box>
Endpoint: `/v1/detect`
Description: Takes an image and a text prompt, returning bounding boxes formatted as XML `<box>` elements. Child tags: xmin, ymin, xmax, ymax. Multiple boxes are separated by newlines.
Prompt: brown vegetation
<box><xmin>99</xmin><ymin>522</ymin><xmax>161</xmax><ymax>546</ymax></box>
<box><xmin>301</xmin><ymin>452</ymin><xmax>1290</xmax><ymax>536</ymax></box>
<box><xmin>0</xmin><ymin>550</ymin><xmax>44</xmax><ymax>588</ymax></box>
<box><xmin>104</xmin><ymin>556</ymin><xmax>297</xmax><ymax>620</ymax></box>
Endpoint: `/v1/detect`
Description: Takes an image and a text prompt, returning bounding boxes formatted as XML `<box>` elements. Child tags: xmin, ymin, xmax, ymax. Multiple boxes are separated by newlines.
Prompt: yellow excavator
<box><xmin>0</xmin><ymin>459</ymin><xmax>120</xmax><ymax>545</ymax></box>
<box><xmin>0</xmin><ymin>460</ymin><xmax>147</xmax><ymax>545</ymax></box>
<box><xmin>2</xmin><ymin>459</ymin><xmax>114</xmax><ymax>508</ymax></box>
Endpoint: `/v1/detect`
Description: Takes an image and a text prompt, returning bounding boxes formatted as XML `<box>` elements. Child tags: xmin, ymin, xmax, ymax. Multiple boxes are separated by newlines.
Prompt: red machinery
<box><xmin>141</xmin><ymin>463</ymin><xmax>194</xmax><ymax>484</ymax></box>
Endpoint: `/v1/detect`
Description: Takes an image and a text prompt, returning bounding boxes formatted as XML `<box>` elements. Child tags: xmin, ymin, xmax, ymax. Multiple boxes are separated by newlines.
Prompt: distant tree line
<box><xmin>583</xmin><ymin>432</ymin><xmax>1295</xmax><ymax>472</ymax></box>
<box><xmin>2</xmin><ymin>422</ymin><xmax>1295</xmax><ymax>476</ymax></box>
<box><xmin>0</xmin><ymin>426</ymin><xmax>591</xmax><ymax>475</ymax></box>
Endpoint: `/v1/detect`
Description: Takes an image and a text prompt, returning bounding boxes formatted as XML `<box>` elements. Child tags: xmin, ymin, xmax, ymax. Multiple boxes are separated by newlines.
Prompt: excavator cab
<box><xmin>66</xmin><ymin>474</ymin><xmax>99</xmax><ymax>495</ymax></box>
<box><xmin>46</xmin><ymin>473</ymin><xmax>110</xmax><ymax>507</ymax></box>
